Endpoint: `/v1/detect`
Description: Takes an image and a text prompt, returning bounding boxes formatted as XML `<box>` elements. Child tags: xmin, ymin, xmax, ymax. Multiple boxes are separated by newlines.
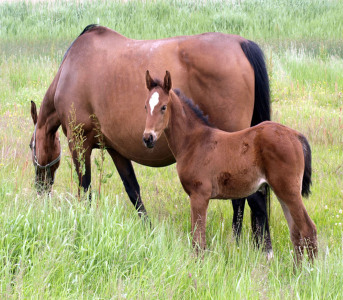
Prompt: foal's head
<box><xmin>29</xmin><ymin>101</ymin><xmax>61</xmax><ymax>194</ymax></box>
<box><xmin>143</xmin><ymin>70</ymin><xmax>172</xmax><ymax>148</ymax></box>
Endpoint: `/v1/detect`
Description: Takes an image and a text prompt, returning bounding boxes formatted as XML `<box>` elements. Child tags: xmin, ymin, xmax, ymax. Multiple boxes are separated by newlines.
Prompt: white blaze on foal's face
<box><xmin>149</xmin><ymin>92</ymin><xmax>159</xmax><ymax>115</ymax></box>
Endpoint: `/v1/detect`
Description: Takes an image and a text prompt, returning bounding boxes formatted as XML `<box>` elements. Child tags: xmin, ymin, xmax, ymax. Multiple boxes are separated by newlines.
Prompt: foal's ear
<box><xmin>163</xmin><ymin>70</ymin><xmax>172</xmax><ymax>93</ymax></box>
<box><xmin>31</xmin><ymin>100</ymin><xmax>38</xmax><ymax>125</ymax></box>
<box><xmin>146</xmin><ymin>70</ymin><xmax>156</xmax><ymax>91</ymax></box>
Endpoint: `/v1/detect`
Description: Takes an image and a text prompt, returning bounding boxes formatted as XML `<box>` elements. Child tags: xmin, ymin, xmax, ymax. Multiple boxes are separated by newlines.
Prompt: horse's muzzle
<box><xmin>143</xmin><ymin>132</ymin><xmax>156</xmax><ymax>148</ymax></box>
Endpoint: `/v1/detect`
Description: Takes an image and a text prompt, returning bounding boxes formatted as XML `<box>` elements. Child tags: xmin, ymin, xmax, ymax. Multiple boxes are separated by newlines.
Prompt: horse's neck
<box><xmin>164</xmin><ymin>92</ymin><xmax>209</xmax><ymax>159</ymax></box>
<box><xmin>37</xmin><ymin>86</ymin><xmax>61</xmax><ymax>136</ymax></box>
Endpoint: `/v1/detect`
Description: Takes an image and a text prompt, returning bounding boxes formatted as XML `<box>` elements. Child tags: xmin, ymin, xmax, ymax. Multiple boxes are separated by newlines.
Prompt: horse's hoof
<box><xmin>266</xmin><ymin>250</ymin><xmax>274</xmax><ymax>261</ymax></box>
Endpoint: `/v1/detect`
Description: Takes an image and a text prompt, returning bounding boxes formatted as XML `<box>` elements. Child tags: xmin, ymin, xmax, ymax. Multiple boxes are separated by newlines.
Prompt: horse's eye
<box><xmin>161</xmin><ymin>105</ymin><xmax>167</xmax><ymax>112</ymax></box>
<box><xmin>144</xmin><ymin>105</ymin><xmax>147</xmax><ymax>111</ymax></box>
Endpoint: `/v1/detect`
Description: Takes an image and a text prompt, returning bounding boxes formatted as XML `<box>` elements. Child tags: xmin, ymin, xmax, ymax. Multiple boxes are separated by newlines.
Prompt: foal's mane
<box><xmin>151</xmin><ymin>78</ymin><xmax>212</xmax><ymax>127</ymax></box>
<box><xmin>173</xmin><ymin>89</ymin><xmax>213</xmax><ymax>127</ymax></box>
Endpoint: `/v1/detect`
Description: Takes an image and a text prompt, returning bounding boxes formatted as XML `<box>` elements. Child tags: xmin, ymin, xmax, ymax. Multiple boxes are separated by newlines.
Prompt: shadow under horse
<box><xmin>29</xmin><ymin>25</ymin><xmax>272</xmax><ymax>254</ymax></box>
<box><xmin>143</xmin><ymin>70</ymin><xmax>317</xmax><ymax>264</ymax></box>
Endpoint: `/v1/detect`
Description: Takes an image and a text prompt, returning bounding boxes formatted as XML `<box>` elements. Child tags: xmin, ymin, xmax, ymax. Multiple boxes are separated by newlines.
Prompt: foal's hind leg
<box><xmin>247</xmin><ymin>188</ymin><xmax>273</xmax><ymax>258</ymax></box>
<box><xmin>278</xmin><ymin>197</ymin><xmax>317</xmax><ymax>264</ymax></box>
<box><xmin>107</xmin><ymin>148</ymin><xmax>148</xmax><ymax>218</ymax></box>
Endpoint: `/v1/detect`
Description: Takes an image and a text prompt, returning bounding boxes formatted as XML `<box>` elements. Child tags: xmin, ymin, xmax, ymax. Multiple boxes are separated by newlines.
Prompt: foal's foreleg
<box><xmin>190</xmin><ymin>195</ymin><xmax>209</xmax><ymax>252</ymax></box>
<box><xmin>107</xmin><ymin>148</ymin><xmax>148</xmax><ymax>218</ymax></box>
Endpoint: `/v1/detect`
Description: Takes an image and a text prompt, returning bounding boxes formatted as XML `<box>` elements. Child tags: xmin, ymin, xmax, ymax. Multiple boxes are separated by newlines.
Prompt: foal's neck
<box><xmin>164</xmin><ymin>91</ymin><xmax>211</xmax><ymax>158</ymax></box>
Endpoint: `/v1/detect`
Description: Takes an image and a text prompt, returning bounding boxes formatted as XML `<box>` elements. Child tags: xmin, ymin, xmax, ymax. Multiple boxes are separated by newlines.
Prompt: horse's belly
<box><xmin>104</xmin><ymin>130</ymin><xmax>175</xmax><ymax>167</ymax></box>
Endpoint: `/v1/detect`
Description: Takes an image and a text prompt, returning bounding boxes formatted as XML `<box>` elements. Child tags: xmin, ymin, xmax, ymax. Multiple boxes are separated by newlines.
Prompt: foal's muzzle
<box><xmin>143</xmin><ymin>132</ymin><xmax>156</xmax><ymax>148</ymax></box>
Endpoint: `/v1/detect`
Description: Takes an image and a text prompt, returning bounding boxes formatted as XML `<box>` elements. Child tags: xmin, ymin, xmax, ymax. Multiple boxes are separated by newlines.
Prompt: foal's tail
<box><xmin>298</xmin><ymin>134</ymin><xmax>312</xmax><ymax>197</ymax></box>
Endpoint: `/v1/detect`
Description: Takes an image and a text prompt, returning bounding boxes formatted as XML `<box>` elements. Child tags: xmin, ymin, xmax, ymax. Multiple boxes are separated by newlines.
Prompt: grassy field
<box><xmin>0</xmin><ymin>0</ymin><xmax>343</xmax><ymax>298</ymax></box>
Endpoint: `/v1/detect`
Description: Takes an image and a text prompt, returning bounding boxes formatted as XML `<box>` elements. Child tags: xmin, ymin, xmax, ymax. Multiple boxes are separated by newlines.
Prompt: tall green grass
<box><xmin>1</xmin><ymin>0</ymin><xmax>343</xmax><ymax>298</ymax></box>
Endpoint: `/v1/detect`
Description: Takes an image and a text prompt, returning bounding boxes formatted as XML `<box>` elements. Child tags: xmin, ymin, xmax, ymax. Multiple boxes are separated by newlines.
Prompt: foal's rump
<box><xmin>255</xmin><ymin>121</ymin><xmax>312</xmax><ymax>196</ymax></box>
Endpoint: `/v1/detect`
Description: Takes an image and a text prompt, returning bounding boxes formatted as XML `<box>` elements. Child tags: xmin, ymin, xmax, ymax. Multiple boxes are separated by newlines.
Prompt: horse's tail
<box><xmin>241</xmin><ymin>40</ymin><xmax>271</xmax><ymax>217</ymax></box>
<box><xmin>298</xmin><ymin>134</ymin><xmax>312</xmax><ymax>198</ymax></box>
<box><xmin>240</xmin><ymin>40</ymin><xmax>271</xmax><ymax>126</ymax></box>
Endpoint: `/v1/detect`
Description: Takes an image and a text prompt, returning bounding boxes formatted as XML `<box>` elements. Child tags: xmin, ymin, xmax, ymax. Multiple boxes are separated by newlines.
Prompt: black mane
<box><xmin>79</xmin><ymin>24</ymin><xmax>98</xmax><ymax>36</ymax></box>
<box><xmin>173</xmin><ymin>89</ymin><xmax>213</xmax><ymax>127</ymax></box>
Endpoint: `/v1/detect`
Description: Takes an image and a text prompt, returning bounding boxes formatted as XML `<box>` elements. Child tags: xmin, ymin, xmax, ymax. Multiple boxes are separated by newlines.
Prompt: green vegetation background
<box><xmin>0</xmin><ymin>0</ymin><xmax>342</xmax><ymax>298</ymax></box>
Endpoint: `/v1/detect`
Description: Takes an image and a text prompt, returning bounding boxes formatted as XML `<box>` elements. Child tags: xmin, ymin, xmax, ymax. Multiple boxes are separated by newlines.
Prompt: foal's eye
<box><xmin>144</xmin><ymin>105</ymin><xmax>147</xmax><ymax>111</ymax></box>
<box><xmin>161</xmin><ymin>105</ymin><xmax>167</xmax><ymax>112</ymax></box>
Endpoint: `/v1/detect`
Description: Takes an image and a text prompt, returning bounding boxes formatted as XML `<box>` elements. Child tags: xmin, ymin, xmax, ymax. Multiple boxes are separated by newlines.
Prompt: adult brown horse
<box><xmin>143</xmin><ymin>71</ymin><xmax>317</xmax><ymax>264</ymax></box>
<box><xmin>29</xmin><ymin>25</ymin><xmax>271</xmax><ymax>253</ymax></box>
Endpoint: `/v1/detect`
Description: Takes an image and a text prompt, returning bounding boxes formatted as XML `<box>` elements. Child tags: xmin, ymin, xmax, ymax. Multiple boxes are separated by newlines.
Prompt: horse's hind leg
<box><xmin>107</xmin><ymin>148</ymin><xmax>148</xmax><ymax>218</ymax></box>
<box><xmin>247</xmin><ymin>189</ymin><xmax>273</xmax><ymax>258</ymax></box>
<box><xmin>231</xmin><ymin>198</ymin><xmax>246</xmax><ymax>241</ymax></box>
<box><xmin>278</xmin><ymin>197</ymin><xmax>317</xmax><ymax>264</ymax></box>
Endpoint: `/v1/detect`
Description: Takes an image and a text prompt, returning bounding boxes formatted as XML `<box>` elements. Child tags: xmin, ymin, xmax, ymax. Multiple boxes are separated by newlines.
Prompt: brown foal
<box><xmin>143</xmin><ymin>71</ymin><xmax>317</xmax><ymax>263</ymax></box>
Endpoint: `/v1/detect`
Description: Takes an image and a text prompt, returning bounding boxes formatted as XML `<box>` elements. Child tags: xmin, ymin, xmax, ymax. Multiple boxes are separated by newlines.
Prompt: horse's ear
<box><xmin>163</xmin><ymin>70</ymin><xmax>172</xmax><ymax>93</ymax></box>
<box><xmin>31</xmin><ymin>100</ymin><xmax>38</xmax><ymax>125</ymax></box>
<box><xmin>146</xmin><ymin>70</ymin><xmax>155</xmax><ymax>91</ymax></box>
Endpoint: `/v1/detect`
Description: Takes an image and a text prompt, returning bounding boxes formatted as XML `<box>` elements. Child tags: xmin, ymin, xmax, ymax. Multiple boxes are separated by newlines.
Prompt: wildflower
<box><xmin>324</xmin><ymin>205</ymin><xmax>328</xmax><ymax>209</ymax></box>
<box><xmin>339</xmin><ymin>209</ymin><xmax>342</xmax><ymax>214</ymax></box>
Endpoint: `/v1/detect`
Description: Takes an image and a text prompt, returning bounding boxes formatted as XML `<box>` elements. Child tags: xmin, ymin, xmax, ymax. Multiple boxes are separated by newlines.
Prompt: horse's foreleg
<box><xmin>71</xmin><ymin>146</ymin><xmax>92</xmax><ymax>201</ymax></box>
<box><xmin>190</xmin><ymin>195</ymin><xmax>209</xmax><ymax>253</ymax></box>
<box><xmin>231</xmin><ymin>198</ymin><xmax>246</xmax><ymax>241</ymax></box>
<box><xmin>107</xmin><ymin>148</ymin><xmax>148</xmax><ymax>218</ymax></box>
<box><xmin>247</xmin><ymin>189</ymin><xmax>273</xmax><ymax>258</ymax></box>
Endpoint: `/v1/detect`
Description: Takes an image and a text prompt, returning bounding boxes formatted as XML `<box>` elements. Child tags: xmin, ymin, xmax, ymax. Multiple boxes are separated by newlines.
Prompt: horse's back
<box><xmin>54</xmin><ymin>26</ymin><xmax>256</xmax><ymax>166</ymax></box>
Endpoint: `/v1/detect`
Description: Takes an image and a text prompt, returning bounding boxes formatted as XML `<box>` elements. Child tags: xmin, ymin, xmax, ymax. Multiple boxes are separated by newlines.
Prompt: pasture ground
<box><xmin>0</xmin><ymin>0</ymin><xmax>343</xmax><ymax>298</ymax></box>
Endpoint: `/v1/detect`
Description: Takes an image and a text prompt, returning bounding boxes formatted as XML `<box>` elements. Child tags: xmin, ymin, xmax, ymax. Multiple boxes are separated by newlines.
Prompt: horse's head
<box><xmin>30</xmin><ymin>101</ymin><xmax>61</xmax><ymax>194</ymax></box>
<box><xmin>143</xmin><ymin>70</ymin><xmax>172</xmax><ymax>149</ymax></box>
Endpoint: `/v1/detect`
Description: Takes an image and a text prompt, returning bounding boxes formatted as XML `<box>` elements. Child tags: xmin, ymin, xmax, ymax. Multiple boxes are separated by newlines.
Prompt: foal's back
<box><xmin>183</xmin><ymin>121</ymin><xmax>306</xmax><ymax>200</ymax></box>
